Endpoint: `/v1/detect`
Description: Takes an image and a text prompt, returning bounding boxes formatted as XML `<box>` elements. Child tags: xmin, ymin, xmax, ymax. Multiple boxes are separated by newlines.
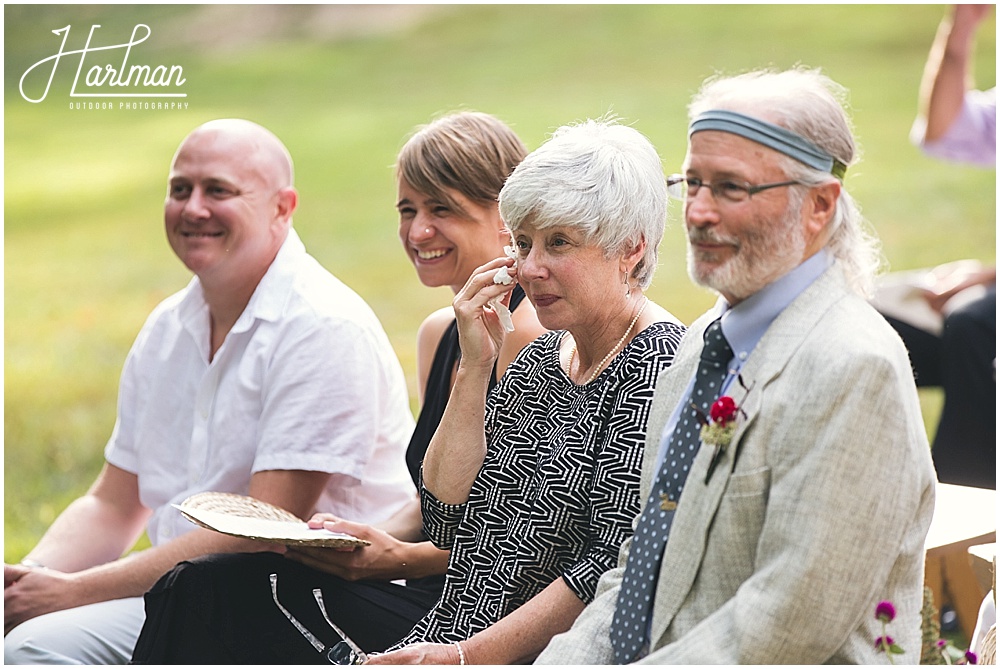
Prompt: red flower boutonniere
<box><xmin>701</xmin><ymin>396</ymin><xmax>739</xmax><ymax>446</ymax></box>
<box><xmin>694</xmin><ymin>375</ymin><xmax>752</xmax><ymax>483</ymax></box>
<box><xmin>699</xmin><ymin>396</ymin><xmax>741</xmax><ymax>483</ymax></box>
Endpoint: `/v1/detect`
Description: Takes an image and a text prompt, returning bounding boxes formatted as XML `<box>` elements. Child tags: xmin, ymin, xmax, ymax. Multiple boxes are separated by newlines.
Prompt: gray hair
<box><xmin>689</xmin><ymin>67</ymin><xmax>885</xmax><ymax>297</ymax></box>
<box><xmin>498</xmin><ymin>117</ymin><xmax>667</xmax><ymax>289</ymax></box>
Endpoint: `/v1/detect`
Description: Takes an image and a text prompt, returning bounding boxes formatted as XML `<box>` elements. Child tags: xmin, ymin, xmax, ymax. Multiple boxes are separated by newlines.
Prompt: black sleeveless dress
<box><xmin>131</xmin><ymin>287</ymin><xmax>528</xmax><ymax>664</ymax></box>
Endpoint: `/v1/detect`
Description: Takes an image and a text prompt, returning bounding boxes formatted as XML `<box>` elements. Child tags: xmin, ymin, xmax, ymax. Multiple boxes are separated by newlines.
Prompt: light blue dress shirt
<box><xmin>654</xmin><ymin>249</ymin><xmax>834</xmax><ymax>469</ymax></box>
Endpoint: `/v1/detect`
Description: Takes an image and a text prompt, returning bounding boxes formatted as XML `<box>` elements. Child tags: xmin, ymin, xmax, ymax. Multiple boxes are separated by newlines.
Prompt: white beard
<box><xmin>687</xmin><ymin>202</ymin><xmax>806</xmax><ymax>303</ymax></box>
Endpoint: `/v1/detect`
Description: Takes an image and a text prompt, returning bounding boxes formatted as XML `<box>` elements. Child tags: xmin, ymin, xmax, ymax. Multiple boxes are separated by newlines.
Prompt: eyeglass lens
<box><xmin>326</xmin><ymin>641</ymin><xmax>362</xmax><ymax>665</ymax></box>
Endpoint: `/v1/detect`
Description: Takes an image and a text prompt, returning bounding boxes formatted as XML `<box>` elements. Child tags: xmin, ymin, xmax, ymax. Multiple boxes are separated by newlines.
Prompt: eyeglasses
<box><xmin>269</xmin><ymin>573</ymin><xmax>368</xmax><ymax>665</ymax></box>
<box><xmin>667</xmin><ymin>175</ymin><xmax>802</xmax><ymax>204</ymax></box>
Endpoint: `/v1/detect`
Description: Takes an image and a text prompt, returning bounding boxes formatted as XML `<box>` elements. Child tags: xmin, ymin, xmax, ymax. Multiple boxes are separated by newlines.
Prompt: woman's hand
<box><xmin>364</xmin><ymin>642</ymin><xmax>463</xmax><ymax>665</ymax></box>
<box><xmin>285</xmin><ymin>517</ymin><xmax>413</xmax><ymax>582</ymax></box>
<box><xmin>452</xmin><ymin>257</ymin><xmax>518</xmax><ymax>374</ymax></box>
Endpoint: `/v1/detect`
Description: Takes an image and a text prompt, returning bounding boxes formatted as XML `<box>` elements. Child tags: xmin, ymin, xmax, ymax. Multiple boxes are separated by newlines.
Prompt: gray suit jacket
<box><xmin>537</xmin><ymin>265</ymin><xmax>936</xmax><ymax>664</ymax></box>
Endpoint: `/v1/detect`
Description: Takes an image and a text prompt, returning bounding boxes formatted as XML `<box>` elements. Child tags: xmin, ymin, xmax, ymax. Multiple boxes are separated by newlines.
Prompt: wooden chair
<box><xmin>924</xmin><ymin>483</ymin><xmax>996</xmax><ymax>641</ymax></box>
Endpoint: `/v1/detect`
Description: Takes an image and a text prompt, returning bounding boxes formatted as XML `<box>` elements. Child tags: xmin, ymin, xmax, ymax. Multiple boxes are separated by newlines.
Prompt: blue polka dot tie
<box><xmin>609</xmin><ymin>319</ymin><xmax>733</xmax><ymax>664</ymax></box>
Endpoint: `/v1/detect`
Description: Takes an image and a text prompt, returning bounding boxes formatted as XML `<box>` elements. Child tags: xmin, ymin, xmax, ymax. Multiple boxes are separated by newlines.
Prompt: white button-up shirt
<box><xmin>105</xmin><ymin>230</ymin><xmax>415</xmax><ymax>545</ymax></box>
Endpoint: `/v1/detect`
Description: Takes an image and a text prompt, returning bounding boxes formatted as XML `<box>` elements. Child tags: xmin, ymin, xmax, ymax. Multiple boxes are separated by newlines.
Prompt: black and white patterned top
<box><xmin>394</xmin><ymin>320</ymin><xmax>686</xmax><ymax>647</ymax></box>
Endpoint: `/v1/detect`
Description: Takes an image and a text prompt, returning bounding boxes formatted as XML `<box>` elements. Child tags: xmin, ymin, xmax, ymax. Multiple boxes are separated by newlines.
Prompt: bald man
<box><xmin>4</xmin><ymin>120</ymin><xmax>416</xmax><ymax>664</ymax></box>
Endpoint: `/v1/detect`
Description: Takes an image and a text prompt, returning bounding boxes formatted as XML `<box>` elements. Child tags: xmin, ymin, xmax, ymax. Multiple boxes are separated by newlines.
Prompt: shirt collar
<box><xmin>175</xmin><ymin>228</ymin><xmax>305</xmax><ymax>333</ymax></box>
<box><xmin>231</xmin><ymin>228</ymin><xmax>304</xmax><ymax>332</ymax></box>
<box><xmin>717</xmin><ymin>248</ymin><xmax>833</xmax><ymax>363</ymax></box>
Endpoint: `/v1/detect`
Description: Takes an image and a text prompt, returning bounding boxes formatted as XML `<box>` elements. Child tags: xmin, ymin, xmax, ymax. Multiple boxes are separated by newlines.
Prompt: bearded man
<box><xmin>536</xmin><ymin>68</ymin><xmax>936</xmax><ymax>665</ymax></box>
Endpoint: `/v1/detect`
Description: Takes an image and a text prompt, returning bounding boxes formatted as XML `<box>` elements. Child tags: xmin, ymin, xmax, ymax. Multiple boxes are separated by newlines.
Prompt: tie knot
<box><xmin>701</xmin><ymin>319</ymin><xmax>732</xmax><ymax>363</ymax></box>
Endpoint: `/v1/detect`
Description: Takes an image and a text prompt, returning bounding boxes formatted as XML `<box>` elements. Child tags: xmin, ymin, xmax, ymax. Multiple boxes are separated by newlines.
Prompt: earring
<box><xmin>623</xmin><ymin>271</ymin><xmax>630</xmax><ymax>297</ymax></box>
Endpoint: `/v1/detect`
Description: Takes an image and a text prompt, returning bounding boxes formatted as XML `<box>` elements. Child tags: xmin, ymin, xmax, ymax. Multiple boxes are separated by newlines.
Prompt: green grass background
<box><xmin>4</xmin><ymin>4</ymin><xmax>996</xmax><ymax>562</ymax></box>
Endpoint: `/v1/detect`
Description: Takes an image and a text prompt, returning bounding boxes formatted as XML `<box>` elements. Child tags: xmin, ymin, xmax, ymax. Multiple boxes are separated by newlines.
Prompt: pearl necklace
<box><xmin>568</xmin><ymin>298</ymin><xmax>648</xmax><ymax>385</ymax></box>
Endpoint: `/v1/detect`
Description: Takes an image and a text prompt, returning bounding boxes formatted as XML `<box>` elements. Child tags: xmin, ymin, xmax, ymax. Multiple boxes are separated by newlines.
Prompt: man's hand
<box><xmin>4</xmin><ymin>564</ymin><xmax>81</xmax><ymax>634</ymax></box>
<box><xmin>364</xmin><ymin>642</ymin><xmax>463</xmax><ymax>665</ymax></box>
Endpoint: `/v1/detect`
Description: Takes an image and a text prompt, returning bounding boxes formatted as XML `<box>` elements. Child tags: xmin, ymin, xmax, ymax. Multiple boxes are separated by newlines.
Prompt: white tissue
<box><xmin>493</xmin><ymin>266</ymin><xmax>514</xmax><ymax>285</ymax></box>
<box><xmin>489</xmin><ymin>246</ymin><xmax>518</xmax><ymax>333</ymax></box>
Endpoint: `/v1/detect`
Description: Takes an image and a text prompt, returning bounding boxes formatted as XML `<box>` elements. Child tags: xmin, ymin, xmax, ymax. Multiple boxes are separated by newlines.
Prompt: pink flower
<box><xmin>875</xmin><ymin>635</ymin><xmax>895</xmax><ymax>651</ymax></box>
<box><xmin>965</xmin><ymin>651</ymin><xmax>978</xmax><ymax>664</ymax></box>
<box><xmin>875</xmin><ymin>600</ymin><xmax>896</xmax><ymax>623</ymax></box>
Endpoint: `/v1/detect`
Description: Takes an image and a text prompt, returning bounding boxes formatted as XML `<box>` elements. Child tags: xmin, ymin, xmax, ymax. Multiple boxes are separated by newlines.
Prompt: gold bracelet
<box><xmin>454</xmin><ymin>641</ymin><xmax>467</xmax><ymax>666</ymax></box>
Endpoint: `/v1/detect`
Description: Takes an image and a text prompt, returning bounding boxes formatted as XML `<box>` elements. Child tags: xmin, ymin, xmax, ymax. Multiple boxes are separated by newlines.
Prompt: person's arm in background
<box><xmin>923</xmin><ymin>264</ymin><xmax>996</xmax><ymax>313</ymax></box>
<box><xmin>4</xmin><ymin>465</ymin><xmax>329</xmax><ymax>634</ymax></box>
<box><xmin>916</xmin><ymin>4</ymin><xmax>992</xmax><ymax>142</ymax></box>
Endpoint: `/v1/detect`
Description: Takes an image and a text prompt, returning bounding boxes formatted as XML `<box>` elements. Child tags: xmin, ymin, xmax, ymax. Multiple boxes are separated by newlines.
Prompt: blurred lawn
<box><xmin>4</xmin><ymin>4</ymin><xmax>996</xmax><ymax>562</ymax></box>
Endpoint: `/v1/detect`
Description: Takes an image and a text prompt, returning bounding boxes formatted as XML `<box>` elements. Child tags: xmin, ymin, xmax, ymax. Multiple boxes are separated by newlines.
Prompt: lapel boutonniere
<box><xmin>694</xmin><ymin>375</ymin><xmax>752</xmax><ymax>484</ymax></box>
<box><xmin>699</xmin><ymin>396</ymin><xmax>740</xmax><ymax>484</ymax></box>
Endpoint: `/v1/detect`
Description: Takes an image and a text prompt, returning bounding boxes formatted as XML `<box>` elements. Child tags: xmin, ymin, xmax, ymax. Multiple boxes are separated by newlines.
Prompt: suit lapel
<box><xmin>648</xmin><ymin>265</ymin><xmax>850</xmax><ymax>643</ymax></box>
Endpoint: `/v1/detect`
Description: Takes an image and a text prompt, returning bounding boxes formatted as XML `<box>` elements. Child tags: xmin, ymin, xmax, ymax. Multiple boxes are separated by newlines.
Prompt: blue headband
<box><xmin>689</xmin><ymin>109</ymin><xmax>847</xmax><ymax>180</ymax></box>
